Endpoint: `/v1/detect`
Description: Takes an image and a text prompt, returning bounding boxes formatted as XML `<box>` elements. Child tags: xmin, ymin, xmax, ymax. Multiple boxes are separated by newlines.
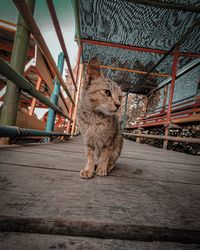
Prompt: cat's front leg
<box><xmin>96</xmin><ymin>148</ymin><xmax>109</xmax><ymax>176</ymax></box>
<box><xmin>80</xmin><ymin>147</ymin><xmax>95</xmax><ymax>179</ymax></box>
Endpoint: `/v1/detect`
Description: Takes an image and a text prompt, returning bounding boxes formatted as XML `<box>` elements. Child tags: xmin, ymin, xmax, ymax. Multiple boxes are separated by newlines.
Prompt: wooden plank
<box><xmin>16</xmin><ymin>110</ymin><xmax>64</xmax><ymax>132</ymax></box>
<box><xmin>0</xmin><ymin>145</ymin><xmax>199</xmax><ymax>184</ymax></box>
<box><xmin>36</xmin><ymin>48</ymin><xmax>68</xmax><ymax>115</ymax></box>
<box><xmin>0</xmin><ymin>136</ymin><xmax>199</xmax><ymax>165</ymax></box>
<box><xmin>0</xmin><ymin>232</ymin><xmax>199</xmax><ymax>250</ymax></box>
<box><xmin>1</xmin><ymin>138</ymin><xmax>198</xmax><ymax>167</ymax></box>
<box><xmin>0</xmin><ymin>163</ymin><xmax>200</xmax><ymax>231</ymax></box>
<box><xmin>172</xmin><ymin>114</ymin><xmax>200</xmax><ymax>124</ymax></box>
<box><xmin>0</xmin><ymin>137</ymin><xmax>200</xmax><ymax>244</ymax></box>
<box><xmin>0</xmin><ymin>233</ymin><xmax>199</xmax><ymax>250</ymax></box>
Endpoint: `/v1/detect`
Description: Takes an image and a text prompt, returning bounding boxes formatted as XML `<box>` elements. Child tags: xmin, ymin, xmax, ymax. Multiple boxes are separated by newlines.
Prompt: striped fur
<box><xmin>77</xmin><ymin>58</ymin><xmax>123</xmax><ymax>178</ymax></box>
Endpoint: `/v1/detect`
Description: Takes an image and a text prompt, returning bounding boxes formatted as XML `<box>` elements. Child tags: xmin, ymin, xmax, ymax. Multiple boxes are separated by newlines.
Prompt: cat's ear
<box><xmin>86</xmin><ymin>57</ymin><xmax>101</xmax><ymax>80</ymax></box>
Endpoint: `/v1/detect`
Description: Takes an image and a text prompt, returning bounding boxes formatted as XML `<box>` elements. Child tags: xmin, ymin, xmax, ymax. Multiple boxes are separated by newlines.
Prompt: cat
<box><xmin>77</xmin><ymin>58</ymin><xmax>123</xmax><ymax>179</ymax></box>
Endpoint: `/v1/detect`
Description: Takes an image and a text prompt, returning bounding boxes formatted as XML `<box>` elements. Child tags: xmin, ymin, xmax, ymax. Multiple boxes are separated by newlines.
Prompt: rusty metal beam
<box><xmin>123</xmin><ymin>132</ymin><xmax>200</xmax><ymax>144</ymax></box>
<box><xmin>67</xmin><ymin>45</ymin><xmax>82</xmax><ymax>133</ymax></box>
<box><xmin>81</xmin><ymin>39</ymin><xmax>200</xmax><ymax>58</ymax></box>
<box><xmin>71</xmin><ymin>63</ymin><xmax>83</xmax><ymax>135</ymax></box>
<box><xmin>46</xmin><ymin>0</ymin><xmax>77</xmax><ymax>91</ymax></box>
<box><xmin>126</xmin><ymin>0</ymin><xmax>200</xmax><ymax>13</ymax></box>
<box><xmin>98</xmin><ymin>64</ymin><xmax>170</xmax><ymax>78</ymax></box>
<box><xmin>166</xmin><ymin>47</ymin><xmax>179</xmax><ymax>125</ymax></box>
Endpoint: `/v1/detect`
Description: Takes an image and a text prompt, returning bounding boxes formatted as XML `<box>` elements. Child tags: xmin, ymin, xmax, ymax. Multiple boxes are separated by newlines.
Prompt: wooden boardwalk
<box><xmin>0</xmin><ymin>136</ymin><xmax>200</xmax><ymax>249</ymax></box>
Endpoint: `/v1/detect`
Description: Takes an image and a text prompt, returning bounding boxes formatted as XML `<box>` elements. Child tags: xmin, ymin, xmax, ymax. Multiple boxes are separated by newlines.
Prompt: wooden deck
<box><xmin>0</xmin><ymin>136</ymin><xmax>200</xmax><ymax>249</ymax></box>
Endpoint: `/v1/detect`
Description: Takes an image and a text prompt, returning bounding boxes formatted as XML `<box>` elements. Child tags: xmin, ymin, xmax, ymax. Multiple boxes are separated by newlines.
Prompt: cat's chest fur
<box><xmin>77</xmin><ymin>109</ymin><xmax>118</xmax><ymax>139</ymax></box>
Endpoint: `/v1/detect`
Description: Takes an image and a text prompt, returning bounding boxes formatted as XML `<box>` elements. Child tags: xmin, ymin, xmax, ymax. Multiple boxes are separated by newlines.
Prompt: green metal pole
<box><xmin>0</xmin><ymin>58</ymin><xmax>71</xmax><ymax>118</ymax></box>
<box><xmin>0</xmin><ymin>0</ymin><xmax>35</xmax><ymax>129</ymax></box>
<box><xmin>122</xmin><ymin>92</ymin><xmax>129</xmax><ymax>130</ymax></box>
<box><xmin>46</xmin><ymin>52</ymin><xmax>64</xmax><ymax>132</ymax></box>
<box><xmin>0</xmin><ymin>125</ymin><xmax>69</xmax><ymax>138</ymax></box>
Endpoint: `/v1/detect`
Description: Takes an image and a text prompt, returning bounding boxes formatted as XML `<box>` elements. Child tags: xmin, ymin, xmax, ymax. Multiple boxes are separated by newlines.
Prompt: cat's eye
<box><xmin>104</xmin><ymin>89</ymin><xmax>111</xmax><ymax>97</ymax></box>
<box><xmin>119</xmin><ymin>96</ymin><xmax>122</xmax><ymax>102</ymax></box>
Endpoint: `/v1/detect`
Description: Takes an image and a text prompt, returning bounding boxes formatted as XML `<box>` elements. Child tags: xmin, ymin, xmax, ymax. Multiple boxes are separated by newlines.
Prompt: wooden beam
<box><xmin>0</xmin><ymin>39</ymin><xmax>35</xmax><ymax>58</ymax></box>
<box><xmin>29</xmin><ymin>76</ymin><xmax>42</xmax><ymax>116</ymax></box>
<box><xmin>172</xmin><ymin>114</ymin><xmax>200</xmax><ymax>124</ymax></box>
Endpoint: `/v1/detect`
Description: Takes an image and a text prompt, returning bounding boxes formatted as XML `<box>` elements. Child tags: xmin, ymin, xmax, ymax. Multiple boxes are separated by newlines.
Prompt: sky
<box><xmin>0</xmin><ymin>0</ymin><xmax>78</xmax><ymax>118</ymax></box>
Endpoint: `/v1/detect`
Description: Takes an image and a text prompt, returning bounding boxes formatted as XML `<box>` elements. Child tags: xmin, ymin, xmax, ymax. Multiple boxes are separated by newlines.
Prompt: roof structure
<box><xmin>77</xmin><ymin>0</ymin><xmax>200</xmax><ymax>94</ymax></box>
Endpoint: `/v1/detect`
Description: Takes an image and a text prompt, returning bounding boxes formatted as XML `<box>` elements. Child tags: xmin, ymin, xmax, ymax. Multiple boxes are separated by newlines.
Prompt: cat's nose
<box><xmin>115</xmin><ymin>104</ymin><xmax>120</xmax><ymax>110</ymax></box>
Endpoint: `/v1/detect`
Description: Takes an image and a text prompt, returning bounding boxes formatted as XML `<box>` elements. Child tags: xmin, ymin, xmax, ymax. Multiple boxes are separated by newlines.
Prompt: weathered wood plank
<box><xmin>1</xmin><ymin>136</ymin><xmax>198</xmax><ymax>166</ymax></box>
<box><xmin>0</xmin><ymin>164</ymin><xmax>200</xmax><ymax>236</ymax></box>
<box><xmin>0</xmin><ymin>136</ymin><xmax>200</xmax><ymax>244</ymax></box>
<box><xmin>1</xmin><ymin>232</ymin><xmax>199</xmax><ymax>250</ymax></box>
<box><xmin>0</xmin><ymin>149</ymin><xmax>199</xmax><ymax>184</ymax></box>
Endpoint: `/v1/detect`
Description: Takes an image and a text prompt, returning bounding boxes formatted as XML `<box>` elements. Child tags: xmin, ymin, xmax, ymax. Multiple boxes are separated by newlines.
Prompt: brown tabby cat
<box><xmin>77</xmin><ymin>58</ymin><xmax>123</xmax><ymax>179</ymax></box>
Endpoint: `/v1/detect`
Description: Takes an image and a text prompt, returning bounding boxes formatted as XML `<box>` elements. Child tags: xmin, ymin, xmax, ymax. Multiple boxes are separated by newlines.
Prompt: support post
<box><xmin>71</xmin><ymin>64</ymin><xmax>83</xmax><ymax>136</ymax></box>
<box><xmin>66</xmin><ymin>91</ymin><xmax>76</xmax><ymax>134</ymax></box>
<box><xmin>0</xmin><ymin>0</ymin><xmax>35</xmax><ymax>144</ymax></box>
<box><xmin>143</xmin><ymin>96</ymin><xmax>148</xmax><ymax>113</ymax></box>
<box><xmin>29</xmin><ymin>76</ymin><xmax>42</xmax><ymax>116</ymax></box>
<box><xmin>122</xmin><ymin>92</ymin><xmax>129</xmax><ymax>130</ymax></box>
<box><xmin>136</xmin><ymin>128</ymin><xmax>142</xmax><ymax>143</ymax></box>
<box><xmin>67</xmin><ymin>46</ymin><xmax>82</xmax><ymax>134</ymax></box>
<box><xmin>161</xmin><ymin>84</ymin><xmax>168</xmax><ymax>113</ymax></box>
<box><xmin>163</xmin><ymin>46</ymin><xmax>179</xmax><ymax>150</ymax></box>
<box><xmin>46</xmin><ymin>52</ymin><xmax>64</xmax><ymax>132</ymax></box>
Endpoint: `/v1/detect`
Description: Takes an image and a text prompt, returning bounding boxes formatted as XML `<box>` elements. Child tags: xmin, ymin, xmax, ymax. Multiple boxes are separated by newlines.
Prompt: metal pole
<box><xmin>0</xmin><ymin>57</ymin><xmax>70</xmax><ymax>119</ymax></box>
<box><xmin>46</xmin><ymin>0</ymin><xmax>77</xmax><ymax>90</ymax></box>
<box><xmin>0</xmin><ymin>125</ymin><xmax>69</xmax><ymax>138</ymax></box>
<box><xmin>67</xmin><ymin>45</ymin><xmax>82</xmax><ymax>133</ymax></box>
<box><xmin>0</xmin><ymin>0</ymin><xmax>35</xmax><ymax>144</ymax></box>
<box><xmin>66</xmin><ymin>91</ymin><xmax>76</xmax><ymax>134</ymax></box>
<box><xmin>161</xmin><ymin>85</ymin><xmax>168</xmax><ymax>113</ymax></box>
<box><xmin>148</xmin><ymin>58</ymin><xmax>200</xmax><ymax>96</ymax></box>
<box><xmin>122</xmin><ymin>92</ymin><xmax>129</xmax><ymax>129</ymax></box>
<box><xmin>71</xmin><ymin>64</ymin><xmax>83</xmax><ymax>136</ymax></box>
<box><xmin>46</xmin><ymin>52</ymin><xmax>64</xmax><ymax>132</ymax></box>
<box><xmin>166</xmin><ymin>47</ymin><xmax>179</xmax><ymax>124</ymax></box>
<box><xmin>12</xmin><ymin>0</ymin><xmax>75</xmax><ymax>105</ymax></box>
<box><xmin>81</xmin><ymin>39</ymin><xmax>200</xmax><ymax>59</ymax></box>
<box><xmin>126</xmin><ymin>0</ymin><xmax>200</xmax><ymax>13</ymax></box>
<box><xmin>163</xmin><ymin>46</ymin><xmax>179</xmax><ymax>150</ymax></box>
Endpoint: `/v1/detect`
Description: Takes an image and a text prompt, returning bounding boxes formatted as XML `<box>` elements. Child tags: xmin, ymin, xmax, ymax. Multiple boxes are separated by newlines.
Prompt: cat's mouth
<box><xmin>95</xmin><ymin>106</ymin><xmax>118</xmax><ymax>116</ymax></box>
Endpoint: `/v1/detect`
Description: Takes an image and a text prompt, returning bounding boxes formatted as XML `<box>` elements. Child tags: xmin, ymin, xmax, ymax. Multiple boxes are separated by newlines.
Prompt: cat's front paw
<box><xmin>96</xmin><ymin>167</ymin><xmax>107</xmax><ymax>176</ymax></box>
<box><xmin>80</xmin><ymin>169</ymin><xmax>94</xmax><ymax>179</ymax></box>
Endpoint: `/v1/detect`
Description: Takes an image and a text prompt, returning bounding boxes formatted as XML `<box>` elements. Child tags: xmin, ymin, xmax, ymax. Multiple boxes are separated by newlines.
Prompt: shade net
<box><xmin>78</xmin><ymin>0</ymin><xmax>200</xmax><ymax>94</ymax></box>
